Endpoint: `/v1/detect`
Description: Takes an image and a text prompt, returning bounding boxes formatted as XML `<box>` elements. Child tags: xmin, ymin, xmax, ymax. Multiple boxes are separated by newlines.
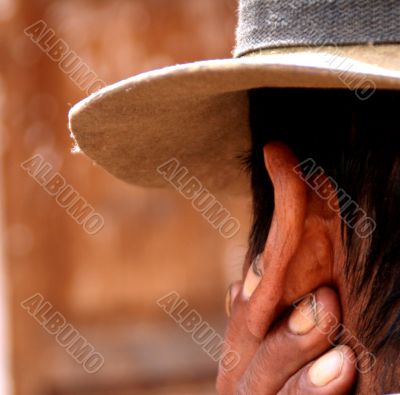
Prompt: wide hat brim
<box><xmin>69</xmin><ymin>45</ymin><xmax>400</xmax><ymax>195</ymax></box>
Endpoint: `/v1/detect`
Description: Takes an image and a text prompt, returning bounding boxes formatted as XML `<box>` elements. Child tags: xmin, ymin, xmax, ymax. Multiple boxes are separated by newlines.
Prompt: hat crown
<box><xmin>235</xmin><ymin>0</ymin><xmax>400</xmax><ymax>57</ymax></box>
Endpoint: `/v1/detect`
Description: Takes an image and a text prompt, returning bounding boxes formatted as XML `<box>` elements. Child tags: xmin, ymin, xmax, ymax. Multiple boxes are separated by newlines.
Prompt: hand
<box><xmin>217</xmin><ymin>285</ymin><xmax>357</xmax><ymax>394</ymax></box>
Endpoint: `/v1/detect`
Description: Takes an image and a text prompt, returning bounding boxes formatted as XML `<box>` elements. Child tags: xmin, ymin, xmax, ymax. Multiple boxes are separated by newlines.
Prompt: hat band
<box><xmin>235</xmin><ymin>0</ymin><xmax>400</xmax><ymax>57</ymax></box>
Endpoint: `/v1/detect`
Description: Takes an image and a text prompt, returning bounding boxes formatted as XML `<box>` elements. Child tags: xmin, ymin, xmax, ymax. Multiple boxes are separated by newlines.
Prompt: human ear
<box><xmin>244</xmin><ymin>142</ymin><xmax>343</xmax><ymax>339</ymax></box>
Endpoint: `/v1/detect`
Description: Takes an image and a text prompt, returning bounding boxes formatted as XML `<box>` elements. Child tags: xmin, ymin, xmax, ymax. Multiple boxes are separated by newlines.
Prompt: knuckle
<box><xmin>216</xmin><ymin>374</ymin><xmax>230</xmax><ymax>395</ymax></box>
<box><xmin>235</xmin><ymin>379</ymin><xmax>252</xmax><ymax>395</ymax></box>
<box><xmin>278</xmin><ymin>369</ymin><xmax>311</xmax><ymax>395</ymax></box>
<box><xmin>216</xmin><ymin>365</ymin><xmax>241</xmax><ymax>395</ymax></box>
<box><xmin>260</xmin><ymin>327</ymin><xmax>305</xmax><ymax>364</ymax></box>
<box><xmin>262</xmin><ymin>329</ymin><xmax>285</xmax><ymax>359</ymax></box>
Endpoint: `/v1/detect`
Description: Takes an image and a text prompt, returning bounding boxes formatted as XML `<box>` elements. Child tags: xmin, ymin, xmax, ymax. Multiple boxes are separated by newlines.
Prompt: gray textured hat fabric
<box><xmin>236</xmin><ymin>0</ymin><xmax>400</xmax><ymax>56</ymax></box>
<box><xmin>69</xmin><ymin>0</ymin><xmax>400</xmax><ymax>194</ymax></box>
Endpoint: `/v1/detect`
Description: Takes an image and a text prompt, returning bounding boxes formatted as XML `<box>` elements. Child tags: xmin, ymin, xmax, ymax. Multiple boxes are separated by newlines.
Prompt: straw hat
<box><xmin>69</xmin><ymin>0</ymin><xmax>400</xmax><ymax>194</ymax></box>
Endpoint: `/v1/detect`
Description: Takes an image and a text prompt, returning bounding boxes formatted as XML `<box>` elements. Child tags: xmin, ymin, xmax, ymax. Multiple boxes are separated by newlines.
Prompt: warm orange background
<box><xmin>1</xmin><ymin>1</ymin><xmax>251</xmax><ymax>394</ymax></box>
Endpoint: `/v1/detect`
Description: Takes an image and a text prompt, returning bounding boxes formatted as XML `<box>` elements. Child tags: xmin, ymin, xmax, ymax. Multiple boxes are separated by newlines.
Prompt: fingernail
<box><xmin>288</xmin><ymin>293</ymin><xmax>317</xmax><ymax>335</ymax></box>
<box><xmin>309</xmin><ymin>348</ymin><xmax>344</xmax><ymax>387</ymax></box>
<box><xmin>225</xmin><ymin>283</ymin><xmax>241</xmax><ymax>317</ymax></box>
<box><xmin>242</xmin><ymin>255</ymin><xmax>263</xmax><ymax>300</ymax></box>
<box><xmin>225</xmin><ymin>285</ymin><xmax>233</xmax><ymax>317</ymax></box>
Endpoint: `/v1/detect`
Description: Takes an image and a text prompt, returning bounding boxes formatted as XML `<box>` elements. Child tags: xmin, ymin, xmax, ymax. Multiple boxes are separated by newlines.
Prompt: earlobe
<box><xmin>244</xmin><ymin>142</ymin><xmax>340</xmax><ymax>339</ymax></box>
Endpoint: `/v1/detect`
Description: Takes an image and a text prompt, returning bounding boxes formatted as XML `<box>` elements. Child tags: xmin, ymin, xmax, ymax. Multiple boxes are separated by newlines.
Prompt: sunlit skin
<box><xmin>217</xmin><ymin>142</ymin><xmax>359</xmax><ymax>394</ymax></box>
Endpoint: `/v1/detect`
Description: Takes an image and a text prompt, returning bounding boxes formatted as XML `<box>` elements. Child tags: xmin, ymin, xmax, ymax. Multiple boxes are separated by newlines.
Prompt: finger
<box><xmin>237</xmin><ymin>287</ymin><xmax>341</xmax><ymax>395</ymax></box>
<box><xmin>279</xmin><ymin>346</ymin><xmax>357</xmax><ymax>395</ymax></box>
<box><xmin>217</xmin><ymin>280</ymin><xmax>263</xmax><ymax>394</ymax></box>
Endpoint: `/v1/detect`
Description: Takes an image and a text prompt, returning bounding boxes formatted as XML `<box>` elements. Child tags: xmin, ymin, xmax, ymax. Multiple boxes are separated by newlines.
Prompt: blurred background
<box><xmin>0</xmin><ymin>0</ymin><xmax>252</xmax><ymax>394</ymax></box>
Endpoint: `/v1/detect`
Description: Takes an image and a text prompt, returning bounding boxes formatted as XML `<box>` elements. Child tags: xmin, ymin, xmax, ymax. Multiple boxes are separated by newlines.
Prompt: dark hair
<box><xmin>246</xmin><ymin>88</ymin><xmax>400</xmax><ymax>392</ymax></box>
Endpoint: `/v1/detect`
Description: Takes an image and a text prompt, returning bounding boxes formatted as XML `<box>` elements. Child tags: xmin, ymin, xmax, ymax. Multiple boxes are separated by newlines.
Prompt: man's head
<box><xmin>244</xmin><ymin>88</ymin><xmax>400</xmax><ymax>393</ymax></box>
